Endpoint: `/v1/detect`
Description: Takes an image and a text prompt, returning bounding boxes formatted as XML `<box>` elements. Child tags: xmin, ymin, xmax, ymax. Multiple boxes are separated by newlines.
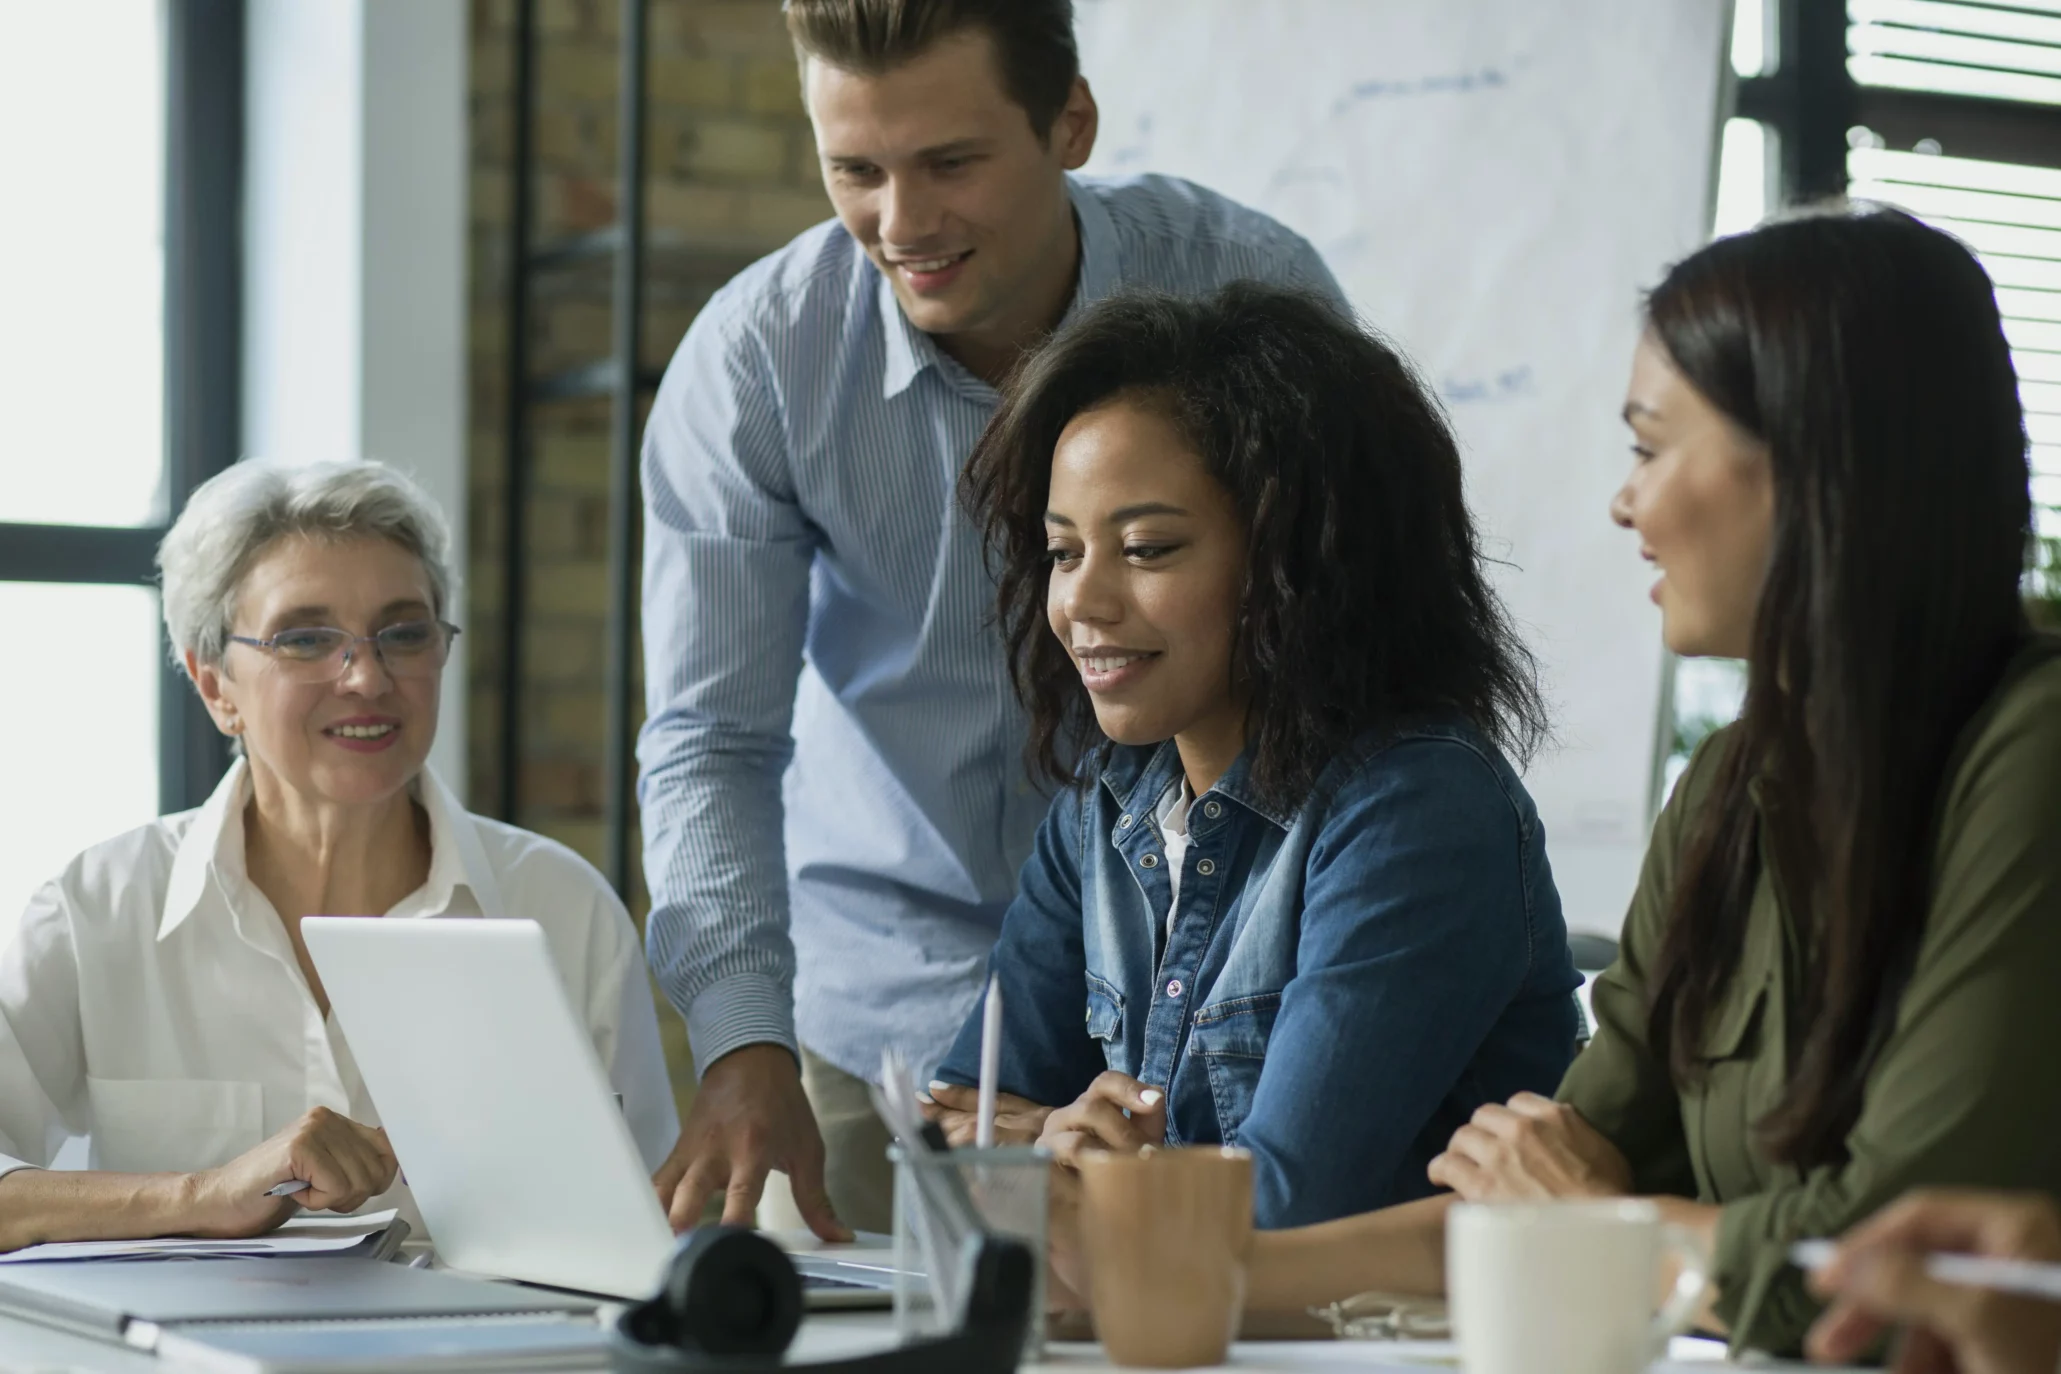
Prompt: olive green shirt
<box><xmin>1558</xmin><ymin>636</ymin><xmax>2061</xmax><ymax>1356</ymax></box>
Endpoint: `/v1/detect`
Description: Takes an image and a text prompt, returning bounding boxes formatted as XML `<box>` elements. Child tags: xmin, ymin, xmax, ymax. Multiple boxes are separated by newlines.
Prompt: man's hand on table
<box><xmin>651</xmin><ymin>1043</ymin><xmax>852</xmax><ymax>1242</ymax></box>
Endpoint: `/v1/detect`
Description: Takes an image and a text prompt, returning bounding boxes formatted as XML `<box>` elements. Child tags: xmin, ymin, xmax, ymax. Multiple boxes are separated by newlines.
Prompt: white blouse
<box><xmin>0</xmin><ymin>760</ymin><xmax>679</xmax><ymax>1219</ymax></box>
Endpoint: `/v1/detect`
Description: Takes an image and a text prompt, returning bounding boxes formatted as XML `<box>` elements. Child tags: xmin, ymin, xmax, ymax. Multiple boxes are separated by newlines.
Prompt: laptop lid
<box><xmin>302</xmin><ymin>918</ymin><xmax>674</xmax><ymax>1300</ymax></box>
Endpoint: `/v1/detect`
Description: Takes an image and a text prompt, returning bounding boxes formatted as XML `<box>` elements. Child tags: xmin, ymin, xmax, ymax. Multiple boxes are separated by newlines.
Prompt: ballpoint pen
<box><xmin>1792</xmin><ymin>1239</ymin><xmax>2061</xmax><ymax>1303</ymax></box>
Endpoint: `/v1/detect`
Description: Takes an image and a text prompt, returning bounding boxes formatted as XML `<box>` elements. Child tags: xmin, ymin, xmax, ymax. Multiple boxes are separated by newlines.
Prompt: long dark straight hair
<box><xmin>1643</xmin><ymin>207</ymin><xmax>2032</xmax><ymax>1168</ymax></box>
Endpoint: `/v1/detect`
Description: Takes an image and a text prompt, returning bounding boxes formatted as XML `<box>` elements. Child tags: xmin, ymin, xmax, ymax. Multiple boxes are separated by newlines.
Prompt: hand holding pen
<box><xmin>180</xmin><ymin>1107</ymin><xmax>398</xmax><ymax>1237</ymax></box>
<box><xmin>1802</xmin><ymin>1189</ymin><xmax>2061</xmax><ymax>1374</ymax></box>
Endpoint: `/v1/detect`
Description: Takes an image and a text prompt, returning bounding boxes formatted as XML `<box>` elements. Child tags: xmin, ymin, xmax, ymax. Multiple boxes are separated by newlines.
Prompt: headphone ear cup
<box><xmin>659</xmin><ymin>1226</ymin><xmax>803</xmax><ymax>1358</ymax></box>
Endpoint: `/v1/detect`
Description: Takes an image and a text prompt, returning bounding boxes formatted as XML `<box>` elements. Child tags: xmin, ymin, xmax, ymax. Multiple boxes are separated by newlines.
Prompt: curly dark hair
<box><xmin>960</xmin><ymin>282</ymin><xmax>1549</xmax><ymax>810</ymax></box>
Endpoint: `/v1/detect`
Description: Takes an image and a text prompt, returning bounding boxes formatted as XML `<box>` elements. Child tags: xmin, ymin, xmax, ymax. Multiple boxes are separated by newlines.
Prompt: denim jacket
<box><xmin>936</xmin><ymin>721</ymin><xmax>1580</xmax><ymax>1228</ymax></box>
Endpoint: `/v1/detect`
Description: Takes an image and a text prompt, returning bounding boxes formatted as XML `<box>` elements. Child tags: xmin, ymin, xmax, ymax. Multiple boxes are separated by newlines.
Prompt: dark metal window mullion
<box><xmin>161</xmin><ymin>0</ymin><xmax>246</xmax><ymax>814</ymax></box>
<box><xmin>498</xmin><ymin>0</ymin><xmax>540</xmax><ymax>826</ymax></box>
<box><xmin>603</xmin><ymin>0</ymin><xmax>652</xmax><ymax>897</ymax></box>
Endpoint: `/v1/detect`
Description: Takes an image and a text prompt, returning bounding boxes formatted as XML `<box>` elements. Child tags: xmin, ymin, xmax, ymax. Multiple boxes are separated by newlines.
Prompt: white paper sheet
<box><xmin>0</xmin><ymin>1207</ymin><xmax>398</xmax><ymax>1264</ymax></box>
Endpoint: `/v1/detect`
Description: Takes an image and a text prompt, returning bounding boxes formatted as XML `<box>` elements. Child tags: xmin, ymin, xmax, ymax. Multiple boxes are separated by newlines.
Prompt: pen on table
<box><xmin>264</xmin><ymin>1179</ymin><xmax>311</xmax><ymax>1199</ymax></box>
<box><xmin>1791</xmin><ymin>1239</ymin><xmax>2061</xmax><ymax>1303</ymax></box>
<box><xmin>975</xmin><ymin>974</ymin><xmax>1002</xmax><ymax>1150</ymax></box>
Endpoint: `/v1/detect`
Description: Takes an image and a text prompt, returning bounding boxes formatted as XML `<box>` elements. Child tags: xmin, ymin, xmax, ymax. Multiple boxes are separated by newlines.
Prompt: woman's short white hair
<box><xmin>158</xmin><ymin>458</ymin><xmax>454</xmax><ymax>672</ymax></box>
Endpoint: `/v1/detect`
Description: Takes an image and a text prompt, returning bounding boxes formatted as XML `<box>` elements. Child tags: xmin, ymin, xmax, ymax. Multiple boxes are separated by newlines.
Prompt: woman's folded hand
<box><xmin>1426</xmin><ymin>1092</ymin><xmax>1631</xmax><ymax>1201</ymax></box>
<box><xmin>184</xmin><ymin>1106</ymin><xmax>399</xmax><ymax>1237</ymax></box>
<box><xmin>1038</xmin><ymin>1071</ymin><xmax>1167</xmax><ymax>1168</ymax></box>
<box><xmin>920</xmin><ymin>1083</ymin><xmax>1053</xmax><ymax>1147</ymax></box>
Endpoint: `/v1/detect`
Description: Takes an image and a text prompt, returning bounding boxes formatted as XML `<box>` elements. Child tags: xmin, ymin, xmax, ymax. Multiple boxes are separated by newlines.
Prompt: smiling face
<box><xmin>805</xmin><ymin>29</ymin><xmax>1097</xmax><ymax>378</ymax></box>
<box><xmin>191</xmin><ymin>535</ymin><xmax>442</xmax><ymax>809</ymax></box>
<box><xmin>1044</xmin><ymin>398</ymin><xmax>1250</xmax><ymax>787</ymax></box>
<box><xmin>1612</xmin><ymin>332</ymin><xmax>1777</xmax><ymax>659</ymax></box>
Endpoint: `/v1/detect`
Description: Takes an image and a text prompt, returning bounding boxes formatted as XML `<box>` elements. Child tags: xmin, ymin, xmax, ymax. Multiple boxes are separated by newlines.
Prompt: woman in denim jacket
<box><xmin>925</xmin><ymin>283</ymin><xmax>1581</xmax><ymax>1228</ymax></box>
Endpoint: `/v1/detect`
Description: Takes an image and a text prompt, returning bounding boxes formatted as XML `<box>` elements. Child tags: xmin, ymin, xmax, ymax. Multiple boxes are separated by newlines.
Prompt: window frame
<box><xmin>1737</xmin><ymin>0</ymin><xmax>2061</xmax><ymax>194</ymax></box>
<box><xmin>0</xmin><ymin>0</ymin><xmax>243</xmax><ymax>815</ymax></box>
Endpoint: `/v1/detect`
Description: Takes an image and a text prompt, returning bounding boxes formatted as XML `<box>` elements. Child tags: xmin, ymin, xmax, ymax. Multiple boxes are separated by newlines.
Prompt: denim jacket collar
<box><xmin>1096</xmin><ymin>740</ymin><xmax>1299</xmax><ymax>843</ymax></box>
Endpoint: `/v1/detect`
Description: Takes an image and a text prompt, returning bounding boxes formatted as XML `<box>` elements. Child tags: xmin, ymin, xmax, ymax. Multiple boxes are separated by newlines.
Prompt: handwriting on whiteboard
<box><xmin>1442</xmin><ymin>366</ymin><xmax>1536</xmax><ymax>406</ymax></box>
<box><xmin>1332</xmin><ymin>65</ymin><xmax>1514</xmax><ymax>114</ymax></box>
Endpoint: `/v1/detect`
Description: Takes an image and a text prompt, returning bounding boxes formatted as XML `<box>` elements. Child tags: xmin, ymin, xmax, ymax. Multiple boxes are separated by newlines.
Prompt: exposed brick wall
<box><xmin>464</xmin><ymin>0</ymin><xmax>832</xmax><ymax>1109</ymax></box>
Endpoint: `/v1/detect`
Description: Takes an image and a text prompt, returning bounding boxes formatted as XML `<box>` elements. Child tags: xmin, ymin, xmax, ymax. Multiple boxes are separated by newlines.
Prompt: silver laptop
<box><xmin>302</xmin><ymin>918</ymin><xmax>904</xmax><ymax>1306</ymax></box>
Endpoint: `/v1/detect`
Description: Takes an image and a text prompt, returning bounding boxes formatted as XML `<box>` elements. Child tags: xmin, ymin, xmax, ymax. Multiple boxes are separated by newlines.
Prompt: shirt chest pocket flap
<box><xmin>1697</xmin><ymin>976</ymin><xmax>1771</xmax><ymax>1065</ymax></box>
<box><xmin>86</xmin><ymin>1076</ymin><xmax>264</xmax><ymax>1175</ymax></box>
<box><xmin>1085</xmin><ymin>973</ymin><xmax>1125</xmax><ymax>1068</ymax></box>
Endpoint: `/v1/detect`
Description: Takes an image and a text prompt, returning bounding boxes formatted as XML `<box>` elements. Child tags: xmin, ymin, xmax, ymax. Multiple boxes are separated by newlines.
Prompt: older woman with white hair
<box><xmin>0</xmin><ymin>458</ymin><xmax>678</xmax><ymax>1250</ymax></box>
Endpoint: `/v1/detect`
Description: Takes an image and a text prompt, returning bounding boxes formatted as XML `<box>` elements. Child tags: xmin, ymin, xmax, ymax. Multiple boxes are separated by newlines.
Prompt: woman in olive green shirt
<box><xmin>1195</xmin><ymin>207</ymin><xmax>2061</xmax><ymax>1357</ymax></box>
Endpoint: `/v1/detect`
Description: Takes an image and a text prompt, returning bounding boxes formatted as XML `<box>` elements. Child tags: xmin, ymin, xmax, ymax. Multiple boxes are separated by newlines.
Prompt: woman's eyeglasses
<box><xmin>227</xmin><ymin>620</ymin><xmax>461</xmax><ymax>683</ymax></box>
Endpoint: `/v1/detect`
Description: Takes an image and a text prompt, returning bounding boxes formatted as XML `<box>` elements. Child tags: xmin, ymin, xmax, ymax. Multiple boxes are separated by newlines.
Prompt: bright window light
<box><xmin>1712</xmin><ymin>119</ymin><xmax>1771</xmax><ymax>237</ymax></box>
<box><xmin>0</xmin><ymin>2</ymin><xmax>165</xmax><ymax>527</ymax></box>
<box><xmin>1733</xmin><ymin>0</ymin><xmax>1769</xmax><ymax>76</ymax></box>
<box><xmin>0</xmin><ymin>584</ymin><xmax>161</xmax><ymax>953</ymax></box>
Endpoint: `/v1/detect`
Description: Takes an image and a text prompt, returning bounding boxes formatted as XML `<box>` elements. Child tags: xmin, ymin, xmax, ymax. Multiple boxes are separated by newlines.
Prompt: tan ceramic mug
<box><xmin>1075</xmin><ymin>1145</ymin><xmax>1254</xmax><ymax>1368</ymax></box>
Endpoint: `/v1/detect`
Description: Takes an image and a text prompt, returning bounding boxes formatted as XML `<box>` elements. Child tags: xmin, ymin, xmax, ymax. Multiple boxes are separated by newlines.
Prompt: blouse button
<box><xmin>1196</xmin><ymin>859</ymin><xmax>1216</xmax><ymax>877</ymax></box>
<box><xmin>1203</xmin><ymin>801</ymin><xmax>1223</xmax><ymax>819</ymax></box>
<box><xmin>1166</xmin><ymin>979</ymin><xmax>1184</xmax><ymax>999</ymax></box>
<box><xmin>1140</xmin><ymin>853</ymin><xmax>1160</xmax><ymax>869</ymax></box>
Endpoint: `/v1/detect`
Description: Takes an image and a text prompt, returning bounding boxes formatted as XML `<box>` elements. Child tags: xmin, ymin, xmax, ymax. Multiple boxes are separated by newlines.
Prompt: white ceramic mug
<box><xmin>1447</xmin><ymin>1199</ymin><xmax>1711</xmax><ymax>1374</ymax></box>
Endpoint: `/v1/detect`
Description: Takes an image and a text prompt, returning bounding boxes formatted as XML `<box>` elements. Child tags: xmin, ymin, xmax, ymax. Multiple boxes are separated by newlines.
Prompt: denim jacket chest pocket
<box><xmin>1185</xmin><ymin>991</ymin><xmax>1283</xmax><ymax>1143</ymax></box>
<box><xmin>1084</xmin><ymin>972</ymin><xmax>1131</xmax><ymax>1077</ymax></box>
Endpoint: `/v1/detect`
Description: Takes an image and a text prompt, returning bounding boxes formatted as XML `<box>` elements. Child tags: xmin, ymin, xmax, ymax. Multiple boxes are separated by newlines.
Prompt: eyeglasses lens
<box><xmin>270</xmin><ymin>623</ymin><xmax>452</xmax><ymax>682</ymax></box>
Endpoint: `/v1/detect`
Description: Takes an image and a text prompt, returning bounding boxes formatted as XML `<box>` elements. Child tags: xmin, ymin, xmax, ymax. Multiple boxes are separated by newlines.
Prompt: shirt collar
<box><xmin>159</xmin><ymin>759</ymin><xmax>251</xmax><ymax>940</ymax></box>
<box><xmin>878</xmin><ymin>174</ymin><xmax>1122</xmax><ymax>401</ymax></box>
<box><xmin>157</xmin><ymin>762</ymin><xmax>505</xmax><ymax>942</ymax></box>
<box><xmin>408</xmin><ymin>765</ymin><xmax>508</xmax><ymax>922</ymax></box>
<box><xmin>1097</xmin><ymin>739</ymin><xmax>1298</xmax><ymax>834</ymax></box>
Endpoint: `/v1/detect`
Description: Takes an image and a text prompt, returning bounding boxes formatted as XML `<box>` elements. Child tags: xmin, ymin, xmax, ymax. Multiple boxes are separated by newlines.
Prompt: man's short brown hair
<box><xmin>784</xmin><ymin>0</ymin><xmax>1080</xmax><ymax>139</ymax></box>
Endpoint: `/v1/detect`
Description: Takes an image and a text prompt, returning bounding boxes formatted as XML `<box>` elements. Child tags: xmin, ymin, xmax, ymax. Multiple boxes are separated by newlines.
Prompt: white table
<box><xmin>0</xmin><ymin>1306</ymin><xmax>1868</xmax><ymax>1374</ymax></box>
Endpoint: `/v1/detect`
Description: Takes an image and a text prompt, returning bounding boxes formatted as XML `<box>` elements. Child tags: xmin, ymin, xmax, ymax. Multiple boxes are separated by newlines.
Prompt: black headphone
<box><xmin>608</xmin><ymin>1227</ymin><xmax>1034</xmax><ymax>1374</ymax></box>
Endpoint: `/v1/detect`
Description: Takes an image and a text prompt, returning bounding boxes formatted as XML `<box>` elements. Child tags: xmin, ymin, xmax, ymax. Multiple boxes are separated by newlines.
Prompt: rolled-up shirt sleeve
<box><xmin>1711</xmin><ymin>691</ymin><xmax>2061</xmax><ymax>1351</ymax></box>
<box><xmin>0</xmin><ymin>881</ymin><xmax>89</xmax><ymax>1179</ymax></box>
<box><xmin>637</xmin><ymin>307</ymin><xmax>817</xmax><ymax>1079</ymax></box>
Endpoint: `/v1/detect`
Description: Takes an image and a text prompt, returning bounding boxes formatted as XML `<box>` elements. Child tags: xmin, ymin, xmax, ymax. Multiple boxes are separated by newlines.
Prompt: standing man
<box><xmin>640</xmin><ymin>0</ymin><xmax>1342</xmax><ymax>1238</ymax></box>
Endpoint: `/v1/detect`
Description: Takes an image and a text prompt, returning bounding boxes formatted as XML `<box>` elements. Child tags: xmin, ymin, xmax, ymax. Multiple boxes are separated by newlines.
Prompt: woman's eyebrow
<box><xmin>1107</xmin><ymin>502</ymin><xmax>1191</xmax><ymax>522</ymax></box>
<box><xmin>1043</xmin><ymin>502</ymin><xmax>1194</xmax><ymax>527</ymax></box>
<box><xmin>1622</xmin><ymin>400</ymin><xmax>1661</xmax><ymax>424</ymax></box>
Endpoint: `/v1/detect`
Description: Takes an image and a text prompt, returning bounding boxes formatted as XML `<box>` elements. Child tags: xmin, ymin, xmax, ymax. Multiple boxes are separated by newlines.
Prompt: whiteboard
<box><xmin>1077</xmin><ymin>0</ymin><xmax>1729</xmax><ymax>934</ymax></box>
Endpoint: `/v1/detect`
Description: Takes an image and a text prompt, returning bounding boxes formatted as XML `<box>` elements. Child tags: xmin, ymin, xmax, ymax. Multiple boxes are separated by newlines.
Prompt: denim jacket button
<box><xmin>1140</xmin><ymin>853</ymin><xmax>1160</xmax><ymax>869</ymax></box>
<box><xmin>1119</xmin><ymin>813</ymin><xmax>1133</xmax><ymax>828</ymax></box>
<box><xmin>1203</xmin><ymin>801</ymin><xmax>1223</xmax><ymax>819</ymax></box>
<box><xmin>1196</xmin><ymin>859</ymin><xmax>1216</xmax><ymax>876</ymax></box>
<box><xmin>1166</xmin><ymin>979</ymin><xmax>1184</xmax><ymax>999</ymax></box>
